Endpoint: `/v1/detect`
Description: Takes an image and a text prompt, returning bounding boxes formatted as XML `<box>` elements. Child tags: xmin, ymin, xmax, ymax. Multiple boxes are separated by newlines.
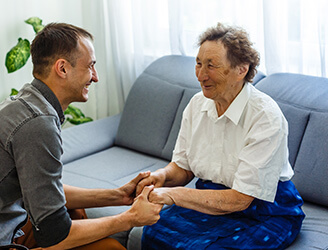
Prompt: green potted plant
<box><xmin>5</xmin><ymin>17</ymin><xmax>93</xmax><ymax>125</ymax></box>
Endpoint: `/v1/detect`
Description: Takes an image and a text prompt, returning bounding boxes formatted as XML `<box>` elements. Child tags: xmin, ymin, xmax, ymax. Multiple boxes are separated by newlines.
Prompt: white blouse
<box><xmin>172</xmin><ymin>83</ymin><xmax>294</xmax><ymax>202</ymax></box>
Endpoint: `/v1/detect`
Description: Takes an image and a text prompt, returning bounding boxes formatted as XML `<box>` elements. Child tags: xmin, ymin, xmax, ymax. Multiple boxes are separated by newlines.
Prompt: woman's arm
<box><xmin>149</xmin><ymin>186</ymin><xmax>254</xmax><ymax>215</ymax></box>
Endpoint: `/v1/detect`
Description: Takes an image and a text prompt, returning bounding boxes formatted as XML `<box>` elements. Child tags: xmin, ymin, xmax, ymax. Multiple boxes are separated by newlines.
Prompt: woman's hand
<box><xmin>149</xmin><ymin>187</ymin><xmax>175</xmax><ymax>205</ymax></box>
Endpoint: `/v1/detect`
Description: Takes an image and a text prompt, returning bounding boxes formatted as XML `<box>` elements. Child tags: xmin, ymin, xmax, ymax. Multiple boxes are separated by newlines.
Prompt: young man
<box><xmin>0</xmin><ymin>23</ymin><xmax>162</xmax><ymax>250</ymax></box>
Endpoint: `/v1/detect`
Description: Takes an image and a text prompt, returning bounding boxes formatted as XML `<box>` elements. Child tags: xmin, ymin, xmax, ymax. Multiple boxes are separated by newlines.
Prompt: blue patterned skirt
<box><xmin>142</xmin><ymin>179</ymin><xmax>305</xmax><ymax>250</ymax></box>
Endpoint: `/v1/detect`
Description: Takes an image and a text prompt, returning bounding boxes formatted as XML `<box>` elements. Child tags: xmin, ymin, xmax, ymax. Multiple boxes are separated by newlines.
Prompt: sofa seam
<box><xmin>143</xmin><ymin>71</ymin><xmax>200</xmax><ymax>90</ymax></box>
<box><xmin>273</xmin><ymin>97</ymin><xmax>328</xmax><ymax>114</ymax></box>
<box><xmin>292</xmin><ymin>112</ymin><xmax>310</xmax><ymax>169</ymax></box>
<box><xmin>160</xmin><ymin>89</ymin><xmax>185</xmax><ymax>159</ymax></box>
<box><xmin>62</xmin><ymin>169</ymin><xmax>120</xmax><ymax>186</ymax></box>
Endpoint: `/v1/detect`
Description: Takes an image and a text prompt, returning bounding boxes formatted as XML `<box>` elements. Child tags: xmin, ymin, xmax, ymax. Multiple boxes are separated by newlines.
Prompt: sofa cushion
<box><xmin>292</xmin><ymin>112</ymin><xmax>328</xmax><ymax>206</ymax></box>
<box><xmin>274</xmin><ymin>103</ymin><xmax>309</xmax><ymax>167</ymax></box>
<box><xmin>285</xmin><ymin>202</ymin><xmax>328</xmax><ymax>250</ymax></box>
<box><xmin>252</xmin><ymin>71</ymin><xmax>266</xmax><ymax>85</ymax></box>
<box><xmin>115</xmin><ymin>55</ymin><xmax>200</xmax><ymax>161</ymax></box>
<box><xmin>114</xmin><ymin>74</ymin><xmax>184</xmax><ymax>158</ymax></box>
<box><xmin>63</xmin><ymin>146</ymin><xmax>169</xmax><ymax>187</ymax></box>
<box><xmin>61</xmin><ymin>114</ymin><xmax>121</xmax><ymax>164</ymax></box>
<box><xmin>255</xmin><ymin>73</ymin><xmax>328</xmax><ymax>110</ymax></box>
<box><xmin>161</xmin><ymin>88</ymin><xmax>200</xmax><ymax>160</ymax></box>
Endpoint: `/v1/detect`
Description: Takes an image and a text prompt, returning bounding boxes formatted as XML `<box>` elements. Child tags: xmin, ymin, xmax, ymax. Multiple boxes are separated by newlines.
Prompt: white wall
<box><xmin>0</xmin><ymin>0</ymin><xmax>106</xmax><ymax>122</ymax></box>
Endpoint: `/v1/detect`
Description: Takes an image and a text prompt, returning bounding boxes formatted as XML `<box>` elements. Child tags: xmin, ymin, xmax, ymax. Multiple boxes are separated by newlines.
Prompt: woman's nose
<box><xmin>196</xmin><ymin>66</ymin><xmax>209</xmax><ymax>82</ymax></box>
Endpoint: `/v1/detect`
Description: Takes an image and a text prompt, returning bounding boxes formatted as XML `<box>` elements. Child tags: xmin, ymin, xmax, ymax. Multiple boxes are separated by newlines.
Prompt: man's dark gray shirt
<box><xmin>0</xmin><ymin>79</ymin><xmax>71</xmax><ymax>247</ymax></box>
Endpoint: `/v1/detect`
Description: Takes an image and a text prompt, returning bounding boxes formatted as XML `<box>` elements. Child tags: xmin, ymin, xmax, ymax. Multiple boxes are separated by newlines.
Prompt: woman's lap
<box><xmin>142</xmin><ymin>180</ymin><xmax>305</xmax><ymax>250</ymax></box>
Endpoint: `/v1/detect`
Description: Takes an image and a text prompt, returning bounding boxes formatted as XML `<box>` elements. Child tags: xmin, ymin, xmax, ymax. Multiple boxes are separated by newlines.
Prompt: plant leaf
<box><xmin>64</xmin><ymin>105</ymin><xmax>93</xmax><ymax>125</ymax></box>
<box><xmin>25</xmin><ymin>17</ymin><xmax>44</xmax><ymax>33</ymax></box>
<box><xmin>64</xmin><ymin>105</ymin><xmax>85</xmax><ymax>119</ymax></box>
<box><xmin>5</xmin><ymin>38</ymin><xmax>30</xmax><ymax>73</ymax></box>
<box><xmin>66</xmin><ymin>117</ymin><xmax>93</xmax><ymax>125</ymax></box>
<box><xmin>10</xmin><ymin>88</ymin><xmax>19</xmax><ymax>96</ymax></box>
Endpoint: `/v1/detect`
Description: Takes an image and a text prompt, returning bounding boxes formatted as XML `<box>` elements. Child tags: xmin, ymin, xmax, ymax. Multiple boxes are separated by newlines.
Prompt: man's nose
<box><xmin>92</xmin><ymin>67</ymin><xmax>99</xmax><ymax>83</ymax></box>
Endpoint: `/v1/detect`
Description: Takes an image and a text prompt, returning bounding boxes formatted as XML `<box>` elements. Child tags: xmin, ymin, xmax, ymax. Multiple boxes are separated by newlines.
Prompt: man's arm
<box><xmin>64</xmin><ymin>172</ymin><xmax>151</xmax><ymax>209</ymax></box>
<box><xmin>44</xmin><ymin>185</ymin><xmax>162</xmax><ymax>250</ymax></box>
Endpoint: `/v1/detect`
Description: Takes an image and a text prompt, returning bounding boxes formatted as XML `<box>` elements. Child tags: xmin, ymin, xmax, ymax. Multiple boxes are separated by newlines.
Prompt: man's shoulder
<box><xmin>1</xmin><ymin>84</ymin><xmax>58</xmax><ymax>121</ymax></box>
<box><xmin>0</xmin><ymin>84</ymin><xmax>60</xmax><ymax>144</ymax></box>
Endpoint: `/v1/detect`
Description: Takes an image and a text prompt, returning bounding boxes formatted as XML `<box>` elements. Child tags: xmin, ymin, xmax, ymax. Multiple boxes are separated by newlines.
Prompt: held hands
<box><xmin>120</xmin><ymin>170</ymin><xmax>171</xmax><ymax>207</ymax></box>
<box><xmin>135</xmin><ymin>163</ymin><xmax>191</xmax><ymax>205</ymax></box>
<box><xmin>123</xmin><ymin>170</ymin><xmax>176</xmax><ymax>228</ymax></box>
<box><xmin>136</xmin><ymin>170</ymin><xmax>166</xmax><ymax>196</ymax></box>
<box><xmin>119</xmin><ymin>171</ymin><xmax>152</xmax><ymax>205</ymax></box>
<box><xmin>136</xmin><ymin>170</ymin><xmax>176</xmax><ymax>206</ymax></box>
<box><xmin>121</xmin><ymin>171</ymin><xmax>164</xmax><ymax>227</ymax></box>
<box><xmin>129</xmin><ymin>185</ymin><xmax>163</xmax><ymax>227</ymax></box>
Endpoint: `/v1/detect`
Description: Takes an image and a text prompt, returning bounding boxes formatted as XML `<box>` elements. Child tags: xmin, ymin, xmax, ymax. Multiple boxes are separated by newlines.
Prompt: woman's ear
<box><xmin>54</xmin><ymin>59</ymin><xmax>69</xmax><ymax>78</ymax></box>
<box><xmin>237</xmin><ymin>64</ymin><xmax>249</xmax><ymax>80</ymax></box>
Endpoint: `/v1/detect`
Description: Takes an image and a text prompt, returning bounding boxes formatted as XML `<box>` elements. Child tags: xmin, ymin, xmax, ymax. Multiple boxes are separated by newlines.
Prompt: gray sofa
<box><xmin>61</xmin><ymin>55</ymin><xmax>328</xmax><ymax>250</ymax></box>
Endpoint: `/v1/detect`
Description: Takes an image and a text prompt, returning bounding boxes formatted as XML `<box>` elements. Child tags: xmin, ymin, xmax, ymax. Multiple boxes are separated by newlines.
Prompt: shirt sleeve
<box><xmin>232</xmin><ymin>109</ymin><xmax>290</xmax><ymax>202</ymax></box>
<box><xmin>10</xmin><ymin>115</ymin><xmax>71</xmax><ymax>247</ymax></box>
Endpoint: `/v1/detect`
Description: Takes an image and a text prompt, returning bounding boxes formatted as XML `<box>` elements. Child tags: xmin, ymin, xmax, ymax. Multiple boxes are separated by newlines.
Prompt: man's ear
<box><xmin>54</xmin><ymin>59</ymin><xmax>69</xmax><ymax>78</ymax></box>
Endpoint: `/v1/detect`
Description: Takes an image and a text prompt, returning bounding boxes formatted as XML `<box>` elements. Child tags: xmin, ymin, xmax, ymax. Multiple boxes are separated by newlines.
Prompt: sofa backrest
<box><xmin>115</xmin><ymin>55</ymin><xmax>200</xmax><ymax>161</ymax></box>
<box><xmin>256</xmin><ymin>73</ymin><xmax>328</xmax><ymax>207</ymax></box>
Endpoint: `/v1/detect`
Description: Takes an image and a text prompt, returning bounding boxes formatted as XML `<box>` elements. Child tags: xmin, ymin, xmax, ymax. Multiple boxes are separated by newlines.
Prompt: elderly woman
<box><xmin>137</xmin><ymin>23</ymin><xmax>305</xmax><ymax>250</ymax></box>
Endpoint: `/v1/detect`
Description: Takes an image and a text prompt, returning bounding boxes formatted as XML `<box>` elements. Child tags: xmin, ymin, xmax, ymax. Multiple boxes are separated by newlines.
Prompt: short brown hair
<box><xmin>31</xmin><ymin>23</ymin><xmax>93</xmax><ymax>78</ymax></box>
<box><xmin>198</xmin><ymin>23</ymin><xmax>260</xmax><ymax>83</ymax></box>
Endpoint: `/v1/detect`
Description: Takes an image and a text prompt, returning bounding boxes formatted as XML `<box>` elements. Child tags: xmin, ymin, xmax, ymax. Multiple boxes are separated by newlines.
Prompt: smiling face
<box><xmin>66</xmin><ymin>37</ymin><xmax>98</xmax><ymax>103</ymax></box>
<box><xmin>195</xmin><ymin>40</ymin><xmax>246</xmax><ymax>111</ymax></box>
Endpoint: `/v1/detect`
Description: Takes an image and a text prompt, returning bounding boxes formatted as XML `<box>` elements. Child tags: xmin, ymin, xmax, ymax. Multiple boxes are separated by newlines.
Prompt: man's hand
<box><xmin>119</xmin><ymin>171</ymin><xmax>151</xmax><ymax>205</ymax></box>
<box><xmin>149</xmin><ymin>187</ymin><xmax>175</xmax><ymax>205</ymax></box>
<box><xmin>136</xmin><ymin>170</ymin><xmax>166</xmax><ymax>196</ymax></box>
<box><xmin>128</xmin><ymin>185</ymin><xmax>163</xmax><ymax>227</ymax></box>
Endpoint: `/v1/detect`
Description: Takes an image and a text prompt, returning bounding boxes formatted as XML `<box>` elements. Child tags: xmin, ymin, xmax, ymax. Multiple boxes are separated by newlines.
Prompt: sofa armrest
<box><xmin>61</xmin><ymin>114</ymin><xmax>121</xmax><ymax>164</ymax></box>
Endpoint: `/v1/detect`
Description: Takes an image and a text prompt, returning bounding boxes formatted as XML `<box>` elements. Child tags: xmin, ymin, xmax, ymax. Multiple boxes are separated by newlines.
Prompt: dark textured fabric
<box><xmin>142</xmin><ymin>179</ymin><xmax>305</xmax><ymax>250</ymax></box>
<box><xmin>32</xmin><ymin>207</ymin><xmax>71</xmax><ymax>247</ymax></box>
<box><xmin>11</xmin><ymin>209</ymin><xmax>126</xmax><ymax>250</ymax></box>
<box><xmin>0</xmin><ymin>244</ymin><xmax>28</xmax><ymax>250</ymax></box>
<box><xmin>31</xmin><ymin>79</ymin><xmax>65</xmax><ymax>124</ymax></box>
<box><xmin>0</xmin><ymin>79</ymin><xmax>70</xmax><ymax>246</ymax></box>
